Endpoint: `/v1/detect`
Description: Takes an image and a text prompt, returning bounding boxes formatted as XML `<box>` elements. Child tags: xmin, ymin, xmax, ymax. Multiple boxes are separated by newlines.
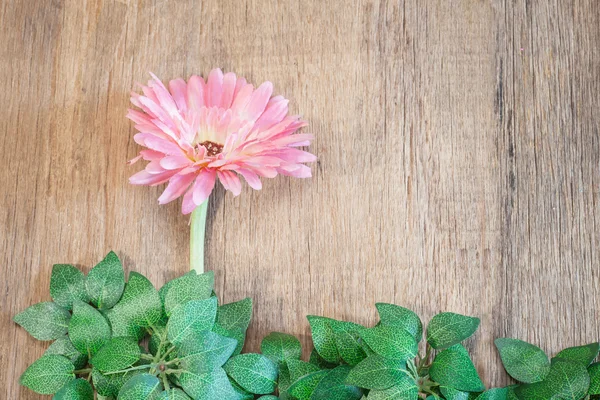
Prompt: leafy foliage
<box><xmin>13</xmin><ymin>301</ymin><xmax>71</xmax><ymax>341</ymax></box>
<box><xmin>86</xmin><ymin>250</ymin><xmax>125</xmax><ymax>309</ymax></box>
<box><xmin>50</xmin><ymin>264</ymin><xmax>89</xmax><ymax>310</ymax></box>
<box><xmin>20</xmin><ymin>355</ymin><xmax>75</xmax><ymax>394</ymax></box>
<box><xmin>429</xmin><ymin>344</ymin><xmax>484</xmax><ymax>392</ymax></box>
<box><xmin>15</xmin><ymin>251</ymin><xmax>600</xmax><ymax>399</ymax></box>
<box><xmin>15</xmin><ymin>252</ymin><xmax>252</xmax><ymax>399</ymax></box>
<box><xmin>494</xmin><ymin>338</ymin><xmax>550</xmax><ymax>383</ymax></box>
<box><xmin>426</xmin><ymin>312</ymin><xmax>480</xmax><ymax>350</ymax></box>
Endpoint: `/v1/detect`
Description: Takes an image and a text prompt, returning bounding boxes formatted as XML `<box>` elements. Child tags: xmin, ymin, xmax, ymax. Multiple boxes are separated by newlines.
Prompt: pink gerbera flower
<box><xmin>128</xmin><ymin>69</ymin><xmax>316</xmax><ymax>214</ymax></box>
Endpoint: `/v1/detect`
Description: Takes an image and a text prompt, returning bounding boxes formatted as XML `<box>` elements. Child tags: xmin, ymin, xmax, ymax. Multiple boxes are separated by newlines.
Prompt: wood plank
<box><xmin>1</xmin><ymin>0</ymin><xmax>598</xmax><ymax>397</ymax></box>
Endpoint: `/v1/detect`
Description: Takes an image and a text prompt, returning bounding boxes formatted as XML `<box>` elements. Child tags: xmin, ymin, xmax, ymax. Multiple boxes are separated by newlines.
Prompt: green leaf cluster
<box><xmin>15</xmin><ymin>253</ymin><xmax>600</xmax><ymax>399</ymax></box>
<box><xmin>15</xmin><ymin>252</ymin><xmax>252</xmax><ymax>400</ymax></box>
<box><xmin>495</xmin><ymin>338</ymin><xmax>599</xmax><ymax>399</ymax></box>
<box><xmin>252</xmin><ymin>304</ymin><xmax>599</xmax><ymax>400</ymax></box>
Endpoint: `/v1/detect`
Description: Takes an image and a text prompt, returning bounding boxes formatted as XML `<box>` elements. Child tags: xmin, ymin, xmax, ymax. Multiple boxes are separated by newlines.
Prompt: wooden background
<box><xmin>1</xmin><ymin>0</ymin><xmax>599</xmax><ymax>397</ymax></box>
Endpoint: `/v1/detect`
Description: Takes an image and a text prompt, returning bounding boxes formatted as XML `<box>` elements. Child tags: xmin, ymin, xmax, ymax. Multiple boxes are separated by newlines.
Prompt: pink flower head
<box><xmin>128</xmin><ymin>69</ymin><xmax>316</xmax><ymax>214</ymax></box>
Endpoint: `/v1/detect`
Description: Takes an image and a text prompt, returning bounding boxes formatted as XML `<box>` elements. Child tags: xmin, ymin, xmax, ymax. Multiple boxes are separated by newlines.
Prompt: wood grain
<box><xmin>1</xmin><ymin>0</ymin><xmax>599</xmax><ymax>397</ymax></box>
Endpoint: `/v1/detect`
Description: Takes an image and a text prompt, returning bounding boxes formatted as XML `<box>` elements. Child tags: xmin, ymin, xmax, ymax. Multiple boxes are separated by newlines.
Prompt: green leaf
<box><xmin>429</xmin><ymin>344</ymin><xmax>484</xmax><ymax>392</ymax></box>
<box><xmin>156</xmin><ymin>389</ymin><xmax>192</xmax><ymax>399</ymax></box>
<box><xmin>506</xmin><ymin>385</ymin><xmax>519</xmax><ymax>400</ymax></box>
<box><xmin>69</xmin><ymin>300</ymin><xmax>111</xmax><ymax>356</ymax></box>
<box><xmin>309</xmin><ymin>348</ymin><xmax>338</xmax><ymax>369</ymax></box>
<box><xmin>426</xmin><ymin>312</ymin><xmax>480</xmax><ymax>350</ymax></box>
<box><xmin>230</xmin><ymin>379</ymin><xmax>255</xmax><ymax>400</ymax></box>
<box><xmin>366</xmin><ymin>374</ymin><xmax>418</xmax><ymax>399</ymax></box>
<box><xmin>176</xmin><ymin>330</ymin><xmax>238</xmax><ymax>371</ymax></box>
<box><xmin>212</xmin><ymin>323</ymin><xmax>246</xmax><ymax>356</ymax></box>
<box><xmin>288</xmin><ymin>370</ymin><xmax>329</xmax><ymax>400</ymax></box>
<box><xmin>359</xmin><ymin>325</ymin><xmax>418</xmax><ymax>361</ymax></box>
<box><xmin>345</xmin><ymin>354</ymin><xmax>408</xmax><ymax>390</ymax></box>
<box><xmin>178</xmin><ymin>367</ymin><xmax>239</xmax><ymax>400</ymax></box>
<box><xmin>167</xmin><ymin>297</ymin><xmax>218</xmax><ymax>345</ymax></box>
<box><xmin>149</xmin><ymin>326</ymin><xmax>166</xmax><ymax>355</ymax></box>
<box><xmin>45</xmin><ymin>335</ymin><xmax>88</xmax><ymax>369</ymax></box>
<box><xmin>554</xmin><ymin>342</ymin><xmax>600</xmax><ymax>366</ymax></box>
<box><xmin>20</xmin><ymin>355</ymin><xmax>75</xmax><ymax>395</ymax></box>
<box><xmin>330</xmin><ymin>320</ymin><xmax>368</xmax><ymax>366</ymax></box>
<box><xmin>287</xmin><ymin>359</ymin><xmax>320</xmax><ymax>382</ymax></box>
<box><xmin>50</xmin><ymin>264</ymin><xmax>89</xmax><ymax>310</ymax></box>
<box><xmin>86</xmin><ymin>251</ymin><xmax>125</xmax><ymax>309</ymax></box>
<box><xmin>307</xmin><ymin>316</ymin><xmax>339</xmax><ymax>363</ymax></box>
<box><xmin>375</xmin><ymin>303</ymin><xmax>422</xmax><ymax>340</ymax></box>
<box><xmin>92</xmin><ymin>368</ymin><xmax>145</xmax><ymax>397</ymax></box>
<box><xmin>14</xmin><ymin>302</ymin><xmax>71</xmax><ymax>341</ymax></box>
<box><xmin>474</xmin><ymin>388</ymin><xmax>508</xmax><ymax>399</ymax></box>
<box><xmin>494</xmin><ymin>338</ymin><xmax>550</xmax><ymax>383</ymax></box>
<box><xmin>158</xmin><ymin>270</ymin><xmax>196</xmax><ymax>303</ymax></box>
<box><xmin>224</xmin><ymin>353</ymin><xmax>278</xmax><ymax>394</ymax></box>
<box><xmin>589</xmin><ymin>362</ymin><xmax>600</xmax><ymax>395</ymax></box>
<box><xmin>278</xmin><ymin>363</ymin><xmax>292</xmax><ymax>400</ymax></box>
<box><xmin>91</xmin><ymin>337</ymin><xmax>141</xmax><ymax>372</ymax></box>
<box><xmin>111</xmin><ymin>272</ymin><xmax>162</xmax><ymax>328</ymax></box>
<box><xmin>440</xmin><ymin>386</ymin><xmax>479</xmax><ymax>400</ymax></box>
<box><xmin>105</xmin><ymin>308</ymin><xmax>146</xmax><ymax>340</ymax></box>
<box><xmin>117</xmin><ymin>373</ymin><xmax>161</xmax><ymax>399</ymax></box>
<box><xmin>515</xmin><ymin>358</ymin><xmax>590</xmax><ymax>399</ymax></box>
<box><xmin>261</xmin><ymin>332</ymin><xmax>302</xmax><ymax>365</ymax></box>
<box><xmin>216</xmin><ymin>297</ymin><xmax>253</xmax><ymax>331</ymax></box>
<box><xmin>257</xmin><ymin>396</ymin><xmax>279</xmax><ymax>400</ymax></box>
<box><xmin>310</xmin><ymin>365</ymin><xmax>362</xmax><ymax>400</ymax></box>
<box><xmin>53</xmin><ymin>378</ymin><xmax>94</xmax><ymax>400</ymax></box>
<box><xmin>163</xmin><ymin>271</ymin><xmax>214</xmax><ymax>316</ymax></box>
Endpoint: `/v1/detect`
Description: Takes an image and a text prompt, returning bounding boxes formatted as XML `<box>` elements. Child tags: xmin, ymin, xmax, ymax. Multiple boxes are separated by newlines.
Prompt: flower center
<box><xmin>198</xmin><ymin>141</ymin><xmax>224</xmax><ymax>157</ymax></box>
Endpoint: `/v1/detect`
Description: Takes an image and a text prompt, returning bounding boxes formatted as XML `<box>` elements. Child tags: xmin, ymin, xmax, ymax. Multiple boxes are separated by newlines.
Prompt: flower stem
<box><xmin>190</xmin><ymin>198</ymin><xmax>209</xmax><ymax>273</ymax></box>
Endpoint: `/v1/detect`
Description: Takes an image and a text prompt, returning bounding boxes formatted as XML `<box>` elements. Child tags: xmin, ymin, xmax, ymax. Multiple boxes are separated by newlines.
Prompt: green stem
<box><xmin>161</xmin><ymin>372</ymin><xmax>171</xmax><ymax>391</ymax></box>
<box><xmin>164</xmin><ymin>357</ymin><xmax>180</xmax><ymax>366</ymax></box>
<box><xmin>190</xmin><ymin>199</ymin><xmax>209</xmax><ymax>273</ymax></box>
<box><xmin>74</xmin><ymin>368</ymin><xmax>92</xmax><ymax>375</ymax></box>
<box><xmin>104</xmin><ymin>364</ymin><xmax>152</xmax><ymax>375</ymax></box>
<box><xmin>159</xmin><ymin>346</ymin><xmax>177</xmax><ymax>363</ymax></box>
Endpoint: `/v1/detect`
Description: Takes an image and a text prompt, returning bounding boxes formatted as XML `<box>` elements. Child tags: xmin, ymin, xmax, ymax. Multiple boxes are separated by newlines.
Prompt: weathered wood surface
<box><xmin>1</xmin><ymin>0</ymin><xmax>598</xmax><ymax>397</ymax></box>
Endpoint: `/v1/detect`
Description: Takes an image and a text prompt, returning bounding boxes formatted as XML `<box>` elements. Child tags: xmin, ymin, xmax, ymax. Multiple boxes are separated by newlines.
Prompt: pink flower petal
<box><xmin>278</xmin><ymin>164</ymin><xmax>312</xmax><ymax>178</ymax></box>
<box><xmin>192</xmin><ymin>169</ymin><xmax>217</xmax><ymax>205</ymax></box>
<box><xmin>145</xmin><ymin>160</ymin><xmax>167</xmax><ymax>174</ymax></box>
<box><xmin>233</xmin><ymin>77</ymin><xmax>247</xmax><ymax>97</ymax></box>
<box><xmin>254</xmin><ymin>96</ymin><xmax>288</xmax><ymax>129</ymax></box>
<box><xmin>231</xmin><ymin>83</ymin><xmax>254</xmax><ymax>116</ymax></box>
<box><xmin>206</xmin><ymin>68</ymin><xmax>224</xmax><ymax>108</ymax></box>
<box><xmin>168</xmin><ymin>78</ymin><xmax>188</xmax><ymax>113</ymax></box>
<box><xmin>243</xmin><ymin>81</ymin><xmax>273</xmax><ymax>121</ymax></box>
<box><xmin>217</xmin><ymin>170</ymin><xmax>242</xmax><ymax>196</ymax></box>
<box><xmin>275</xmin><ymin>148</ymin><xmax>318</xmax><ymax>163</ymax></box>
<box><xmin>271</xmin><ymin>133</ymin><xmax>314</xmax><ymax>147</ymax></box>
<box><xmin>158</xmin><ymin>172</ymin><xmax>197</xmax><ymax>204</ymax></box>
<box><xmin>140</xmin><ymin>149</ymin><xmax>165</xmax><ymax>161</ymax></box>
<box><xmin>238</xmin><ymin>169</ymin><xmax>262</xmax><ymax>190</ymax></box>
<box><xmin>187</xmin><ymin>75</ymin><xmax>206</xmax><ymax>110</ymax></box>
<box><xmin>138</xmin><ymin>96</ymin><xmax>176</xmax><ymax>130</ymax></box>
<box><xmin>143</xmin><ymin>136</ymin><xmax>184</xmax><ymax>156</ymax></box>
<box><xmin>149</xmin><ymin>73</ymin><xmax>179</xmax><ymax>119</ymax></box>
<box><xmin>160</xmin><ymin>155</ymin><xmax>192</xmax><ymax>170</ymax></box>
<box><xmin>220</xmin><ymin>72</ymin><xmax>237</xmax><ymax>109</ymax></box>
<box><xmin>129</xmin><ymin>169</ymin><xmax>178</xmax><ymax>186</ymax></box>
<box><xmin>127</xmin><ymin>154</ymin><xmax>142</xmax><ymax>165</ymax></box>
